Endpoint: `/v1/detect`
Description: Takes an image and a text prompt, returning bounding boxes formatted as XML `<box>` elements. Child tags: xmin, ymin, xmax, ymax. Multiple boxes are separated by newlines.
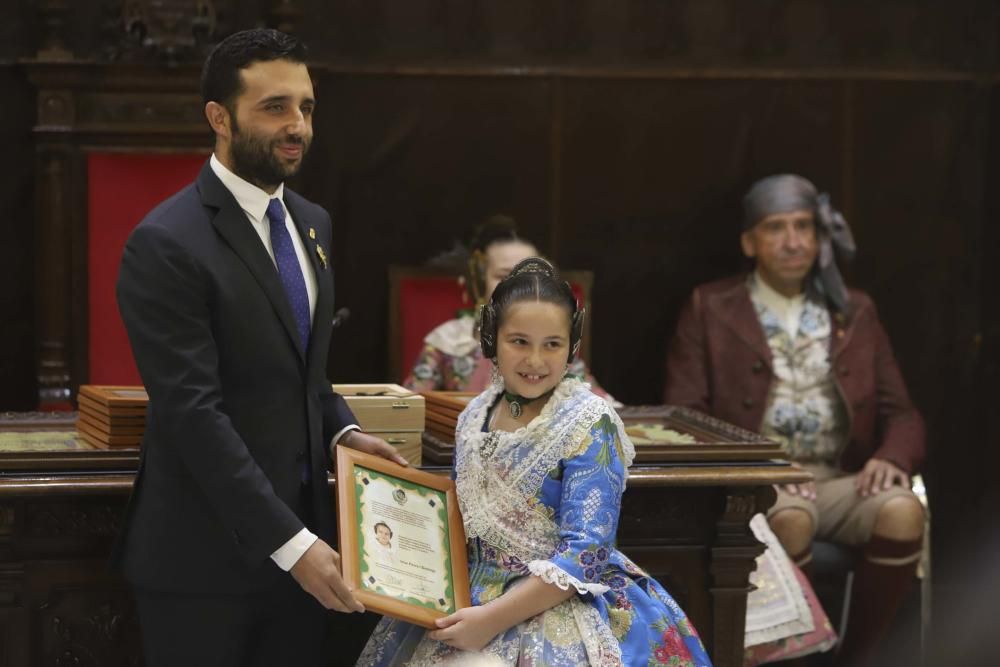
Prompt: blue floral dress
<box><xmin>357</xmin><ymin>378</ymin><xmax>711</xmax><ymax>666</ymax></box>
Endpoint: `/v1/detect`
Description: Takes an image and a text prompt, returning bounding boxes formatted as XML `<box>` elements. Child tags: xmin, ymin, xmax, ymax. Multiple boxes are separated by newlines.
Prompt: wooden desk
<box><xmin>0</xmin><ymin>412</ymin><xmax>807</xmax><ymax>667</ymax></box>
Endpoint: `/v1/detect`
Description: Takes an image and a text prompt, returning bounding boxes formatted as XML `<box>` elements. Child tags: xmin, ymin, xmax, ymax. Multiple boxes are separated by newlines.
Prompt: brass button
<box><xmin>742</xmin><ymin>397</ymin><xmax>754</xmax><ymax>409</ymax></box>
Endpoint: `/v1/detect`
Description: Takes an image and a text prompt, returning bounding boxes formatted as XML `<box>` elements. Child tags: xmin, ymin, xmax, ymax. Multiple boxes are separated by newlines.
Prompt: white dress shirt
<box><xmin>210</xmin><ymin>155</ymin><xmax>358</xmax><ymax>571</ymax></box>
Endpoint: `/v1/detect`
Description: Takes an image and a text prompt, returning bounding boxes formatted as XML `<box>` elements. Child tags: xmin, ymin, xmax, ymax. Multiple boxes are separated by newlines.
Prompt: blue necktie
<box><xmin>267</xmin><ymin>198</ymin><xmax>313</xmax><ymax>485</ymax></box>
<box><xmin>266</xmin><ymin>198</ymin><xmax>310</xmax><ymax>352</ymax></box>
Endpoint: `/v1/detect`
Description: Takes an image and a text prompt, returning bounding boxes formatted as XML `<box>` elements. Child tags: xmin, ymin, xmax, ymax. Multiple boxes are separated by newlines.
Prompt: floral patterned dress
<box><xmin>357</xmin><ymin>378</ymin><xmax>711</xmax><ymax>666</ymax></box>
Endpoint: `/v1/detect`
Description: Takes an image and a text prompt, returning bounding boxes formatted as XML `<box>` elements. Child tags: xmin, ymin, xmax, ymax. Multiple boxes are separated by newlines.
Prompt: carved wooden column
<box><xmin>33</xmin><ymin>94</ymin><xmax>77</xmax><ymax>408</ymax></box>
<box><xmin>24</xmin><ymin>0</ymin><xmax>230</xmax><ymax>408</ymax></box>
<box><xmin>24</xmin><ymin>62</ymin><xmax>209</xmax><ymax>408</ymax></box>
<box><xmin>36</xmin><ymin>0</ymin><xmax>73</xmax><ymax>62</ymax></box>
<box><xmin>710</xmin><ymin>485</ymin><xmax>777</xmax><ymax>667</ymax></box>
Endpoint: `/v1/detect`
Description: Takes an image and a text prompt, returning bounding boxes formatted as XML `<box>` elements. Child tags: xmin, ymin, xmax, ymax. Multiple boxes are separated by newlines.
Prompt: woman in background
<box><xmin>404</xmin><ymin>214</ymin><xmax>611</xmax><ymax>400</ymax></box>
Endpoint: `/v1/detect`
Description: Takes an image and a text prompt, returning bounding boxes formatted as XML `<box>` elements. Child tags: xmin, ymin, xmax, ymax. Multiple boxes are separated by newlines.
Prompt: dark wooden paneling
<box><xmin>294</xmin><ymin>0</ymin><xmax>1000</xmax><ymax>70</ymax></box>
<box><xmin>0</xmin><ymin>66</ymin><xmax>37</xmax><ymax>409</ymax></box>
<box><xmin>983</xmin><ymin>88</ymin><xmax>1000</xmax><ymax>543</ymax></box>
<box><xmin>301</xmin><ymin>74</ymin><xmax>553</xmax><ymax>382</ymax></box>
<box><xmin>558</xmin><ymin>78</ymin><xmax>844</xmax><ymax>403</ymax></box>
<box><xmin>849</xmin><ymin>81</ymin><xmax>988</xmax><ymax>586</ymax></box>
<box><xmin>0</xmin><ymin>0</ymin><xmax>37</xmax><ymax>409</ymax></box>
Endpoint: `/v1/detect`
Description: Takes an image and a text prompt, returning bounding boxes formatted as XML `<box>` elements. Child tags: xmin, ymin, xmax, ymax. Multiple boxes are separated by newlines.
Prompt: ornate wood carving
<box><xmin>36</xmin><ymin>0</ymin><xmax>73</xmax><ymax>61</ymax></box>
<box><xmin>709</xmin><ymin>485</ymin><xmax>777</xmax><ymax>667</ymax></box>
<box><xmin>24</xmin><ymin>62</ymin><xmax>208</xmax><ymax>407</ymax></box>
<box><xmin>37</xmin><ymin>91</ymin><xmax>75</xmax><ymax>129</ymax></box>
<box><xmin>35</xmin><ymin>147</ymin><xmax>73</xmax><ymax>408</ymax></box>
<box><xmin>119</xmin><ymin>0</ymin><xmax>218</xmax><ymax>65</ymax></box>
<box><xmin>76</xmin><ymin>92</ymin><xmax>204</xmax><ymax>128</ymax></box>
<box><xmin>25</xmin><ymin>503</ymin><xmax>121</xmax><ymax>540</ymax></box>
<box><xmin>40</xmin><ymin>589</ymin><xmax>141</xmax><ymax>667</ymax></box>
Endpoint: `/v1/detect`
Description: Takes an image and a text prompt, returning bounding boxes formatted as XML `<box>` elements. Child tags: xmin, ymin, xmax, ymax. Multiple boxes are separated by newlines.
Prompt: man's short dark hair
<box><xmin>200</xmin><ymin>28</ymin><xmax>307</xmax><ymax>110</ymax></box>
<box><xmin>374</xmin><ymin>522</ymin><xmax>393</xmax><ymax>538</ymax></box>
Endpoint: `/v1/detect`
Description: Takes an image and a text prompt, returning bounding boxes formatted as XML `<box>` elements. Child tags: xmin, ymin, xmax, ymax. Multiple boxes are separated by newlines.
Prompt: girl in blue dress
<box><xmin>358</xmin><ymin>258</ymin><xmax>711</xmax><ymax>666</ymax></box>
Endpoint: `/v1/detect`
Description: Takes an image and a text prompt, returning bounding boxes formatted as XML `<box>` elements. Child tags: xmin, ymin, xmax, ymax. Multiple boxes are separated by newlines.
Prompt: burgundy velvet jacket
<box><xmin>663</xmin><ymin>275</ymin><xmax>926</xmax><ymax>474</ymax></box>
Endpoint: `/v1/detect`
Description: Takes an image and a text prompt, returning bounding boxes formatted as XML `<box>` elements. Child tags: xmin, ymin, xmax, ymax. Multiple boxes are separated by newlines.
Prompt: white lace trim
<box><xmin>570</xmin><ymin>596</ymin><xmax>624</xmax><ymax>666</ymax></box>
<box><xmin>526</xmin><ymin>559</ymin><xmax>611</xmax><ymax>595</ymax></box>
<box><xmin>423</xmin><ymin>316</ymin><xmax>480</xmax><ymax>357</ymax></box>
<box><xmin>455</xmin><ymin>377</ymin><xmax>636</xmax><ymax>562</ymax></box>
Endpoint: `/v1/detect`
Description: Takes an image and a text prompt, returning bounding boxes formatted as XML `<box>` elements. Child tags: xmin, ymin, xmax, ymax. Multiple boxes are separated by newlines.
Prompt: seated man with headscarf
<box><xmin>664</xmin><ymin>174</ymin><xmax>926</xmax><ymax>666</ymax></box>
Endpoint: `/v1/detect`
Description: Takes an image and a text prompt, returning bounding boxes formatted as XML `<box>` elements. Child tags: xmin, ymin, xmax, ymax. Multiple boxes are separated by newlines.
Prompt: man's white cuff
<box><xmin>271</xmin><ymin>527</ymin><xmax>318</xmax><ymax>571</ymax></box>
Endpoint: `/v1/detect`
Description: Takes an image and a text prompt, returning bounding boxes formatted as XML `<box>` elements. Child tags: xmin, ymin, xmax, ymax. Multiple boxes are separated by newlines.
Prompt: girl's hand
<box><xmin>428</xmin><ymin>605</ymin><xmax>501</xmax><ymax>652</ymax></box>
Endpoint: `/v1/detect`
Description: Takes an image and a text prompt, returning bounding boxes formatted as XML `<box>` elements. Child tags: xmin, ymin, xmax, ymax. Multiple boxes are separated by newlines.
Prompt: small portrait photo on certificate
<box><xmin>336</xmin><ymin>446</ymin><xmax>471</xmax><ymax>628</ymax></box>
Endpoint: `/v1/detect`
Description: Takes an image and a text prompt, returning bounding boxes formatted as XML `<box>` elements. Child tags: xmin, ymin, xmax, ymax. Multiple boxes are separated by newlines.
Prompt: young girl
<box><xmin>402</xmin><ymin>215</ymin><xmax>611</xmax><ymax>400</ymax></box>
<box><xmin>359</xmin><ymin>258</ymin><xmax>711</xmax><ymax>666</ymax></box>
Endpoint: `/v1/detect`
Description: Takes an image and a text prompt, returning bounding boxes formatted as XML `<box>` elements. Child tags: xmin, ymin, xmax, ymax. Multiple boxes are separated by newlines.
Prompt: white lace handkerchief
<box><xmin>744</xmin><ymin>514</ymin><xmax>816</xmax><ymax>647</ymax></box>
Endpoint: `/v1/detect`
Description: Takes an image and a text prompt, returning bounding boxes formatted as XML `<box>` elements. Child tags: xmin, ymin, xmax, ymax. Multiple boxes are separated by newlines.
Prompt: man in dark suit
<box><xmin>115</xmin><ymin>29</ymin><xmax>407</xmax><ymax>666</ymax></box>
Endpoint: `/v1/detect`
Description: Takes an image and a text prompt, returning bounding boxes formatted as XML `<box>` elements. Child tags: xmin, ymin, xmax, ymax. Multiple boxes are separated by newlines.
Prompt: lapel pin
<box><xmin>308</xmin><ymin>227</ymin><xmax>316</xmax><ymax>240</ymax></box>
<box><xmin>315</xmin><ymin>244</ymin><xmax>328</xmax><ymax>269</ymax></box>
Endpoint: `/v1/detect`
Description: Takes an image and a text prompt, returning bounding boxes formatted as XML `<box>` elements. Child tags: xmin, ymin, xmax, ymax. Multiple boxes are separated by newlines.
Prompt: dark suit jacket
<box><xmin>663</xmin><ymin>275</ymin><xmax>926</xmax><ymax>474</ymax></box>
<box><xmin>115</xmin><ymin>162</ymin><xmax>356</xmax><ymax>594</ymax></box>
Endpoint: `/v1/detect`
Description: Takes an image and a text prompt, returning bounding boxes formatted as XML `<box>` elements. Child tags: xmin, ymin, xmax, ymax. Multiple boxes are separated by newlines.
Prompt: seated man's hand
<box><xmin>778</xmin><ymin>481</ymin><xmax>816</xmax><ymax>500</ymax></box>
<box><xmin>290</xmin><ymin>538</ymin><xmax>365</xmax><ymax>613</ymax></box>
<box><xmin>855</xmin><ymin>458</ymin><xmax>909</xmax><ymax>497</ymax></box>
<box><xmin>338</xmin><ymin>430</ymin><xmax>409</xmax><ymax>467</ymax></box>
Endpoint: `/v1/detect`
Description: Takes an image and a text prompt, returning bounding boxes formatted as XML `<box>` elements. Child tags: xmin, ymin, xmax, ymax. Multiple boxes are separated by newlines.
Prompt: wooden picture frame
<box><xmin>619</xmin><ymin>405</ymin><xmax>784</xmax><ymax>462</ymax></box>
<box><xmin>335</xmin><ymin>446</ymin><xmax>471</xmax><ymax>628</ymax></box>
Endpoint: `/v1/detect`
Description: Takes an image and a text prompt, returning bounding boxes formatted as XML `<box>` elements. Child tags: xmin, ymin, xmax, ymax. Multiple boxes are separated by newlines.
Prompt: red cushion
<box><xmin>87</xmin><ymin>153</ymin><xmax>204</xmax><ymax>385</ymax></box>
<box><xmin>398</xmin><ymin>276</ymin><xmax>467</xmax><ymax>379</ymax></box>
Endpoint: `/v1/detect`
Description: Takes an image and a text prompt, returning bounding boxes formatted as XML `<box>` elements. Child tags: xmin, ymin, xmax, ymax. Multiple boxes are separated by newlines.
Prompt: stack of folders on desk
<box><xmin>76</xmin><ymin>385</ymin><xmax>148</xmax><ymax>449</ymax></box>
<box><xmin>419</xmin><ymin>391</ymin><xmax>476</xmax><ymax>444</ymax></box>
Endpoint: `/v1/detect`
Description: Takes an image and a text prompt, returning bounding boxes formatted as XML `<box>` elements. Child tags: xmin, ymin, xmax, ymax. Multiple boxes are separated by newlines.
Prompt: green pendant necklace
<box><xmin>503</xmin><ymin>388</ymin><xmax>554</xmax><ymax>418</ymax></box>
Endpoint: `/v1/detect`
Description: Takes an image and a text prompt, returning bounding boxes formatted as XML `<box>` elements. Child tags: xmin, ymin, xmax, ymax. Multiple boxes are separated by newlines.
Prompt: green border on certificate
<box><xmin>336</xmin><ymin>446</ymin><xmax>471</xmax><ymax>629</ymax></box>
<box><xmin>353</xmin><ymin>465</ymin><xmax>456</xmax><ymax>613</ymax></box>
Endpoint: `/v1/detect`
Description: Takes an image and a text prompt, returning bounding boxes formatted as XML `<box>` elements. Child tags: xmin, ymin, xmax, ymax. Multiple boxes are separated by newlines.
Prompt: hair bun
<box><xmin>469</xmin><ymin>214</ymin><xmax>519</xmax><ymax>253</ymax></box>
<box><xmin>508</xmin><ymin>257</ymin><xmax>556</xmax><ymax>279</ymax></box>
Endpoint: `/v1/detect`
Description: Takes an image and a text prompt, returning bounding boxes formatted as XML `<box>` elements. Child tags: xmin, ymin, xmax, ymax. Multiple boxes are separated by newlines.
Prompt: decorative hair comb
<box><xmin>509</xmin><ymin>257</ymin><xmax>555</xmax><ymax>278</ymax></box>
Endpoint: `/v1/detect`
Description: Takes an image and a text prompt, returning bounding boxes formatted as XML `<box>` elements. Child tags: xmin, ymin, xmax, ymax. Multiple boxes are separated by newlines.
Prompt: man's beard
<box><xmin>230</xmin><ymin>118</ymin><xmax>310</xmax><ymax>190</ymax></box>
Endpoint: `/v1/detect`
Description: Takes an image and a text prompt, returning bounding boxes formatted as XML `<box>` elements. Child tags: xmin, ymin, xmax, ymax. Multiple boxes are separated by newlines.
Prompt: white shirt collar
<box><xmin>750</xmin><ymin>270</ymin><xmax>806</xmax><ymax>336</ymax></box>
<box><xmin>750</xmin><ymin>270</ymin><xmax>805</xmax><ymax>309</ymax></box>
<box><xmin>209</xmin><ymin>153</ymin><xmax>286</xmax><ymax>224</ymax></box>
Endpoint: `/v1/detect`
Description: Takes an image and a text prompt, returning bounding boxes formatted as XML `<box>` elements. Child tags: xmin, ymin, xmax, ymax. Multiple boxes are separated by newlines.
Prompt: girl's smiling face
<box><xmin>496</xmin><ymin>300</ymin><xmax>571</xmax><ymax>399</ymax></box>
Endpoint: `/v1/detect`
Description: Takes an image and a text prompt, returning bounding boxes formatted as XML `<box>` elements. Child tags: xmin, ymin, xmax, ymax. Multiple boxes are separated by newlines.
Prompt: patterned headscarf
<box><xmin>742</xmin><ymin>174</ymin><xmax>856</xmax><ymax>313</ymax></box>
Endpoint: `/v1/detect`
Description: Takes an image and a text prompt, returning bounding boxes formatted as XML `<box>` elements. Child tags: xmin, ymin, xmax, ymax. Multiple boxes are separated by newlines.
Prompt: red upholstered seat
<box><xmin>87</xmin><ymin>153</ymin><xmax>205</xmax><ymax>385</ymax></box>
<box><xmin>395</xmin><ymin>273</ymin><xmax>468</xmax><ymax>383</ymax></box>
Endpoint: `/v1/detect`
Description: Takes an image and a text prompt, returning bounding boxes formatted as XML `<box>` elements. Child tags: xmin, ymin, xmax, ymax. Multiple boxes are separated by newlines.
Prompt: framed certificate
<box><xmin>335</xmin><ymin>445</ymin><xmax>471</xmax><ymax>628</ymax></box>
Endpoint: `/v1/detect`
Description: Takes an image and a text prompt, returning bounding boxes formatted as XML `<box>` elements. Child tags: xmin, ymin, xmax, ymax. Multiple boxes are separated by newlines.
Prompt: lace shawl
<box><xmin>455</xmin><ymin>378</ymin><xmax>636</xmax><ymax>567</ymax></box>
